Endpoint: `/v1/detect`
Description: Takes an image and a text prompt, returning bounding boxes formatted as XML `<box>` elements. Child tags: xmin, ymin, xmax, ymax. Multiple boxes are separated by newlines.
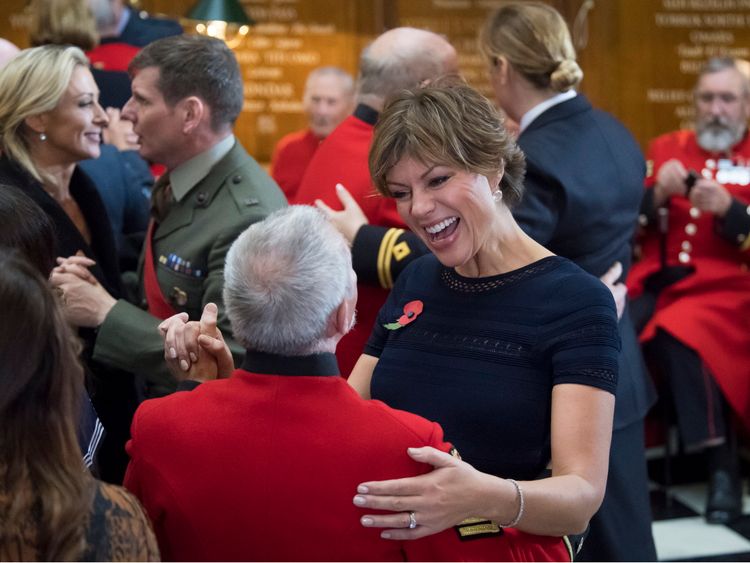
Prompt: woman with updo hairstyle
<box><xmin>477</xmin><ymin>2</ymin><xmax>657</xmax><ymax>561</ymax></box>
<box><xmin>0</xmin><ymin>250</ymin><xmax>159</xmax><ymax>561</ymax></box>
<box><xmin>348</xmin><ymin>80</ymin><xmax>620</xmax><ymax>561</ymax></box>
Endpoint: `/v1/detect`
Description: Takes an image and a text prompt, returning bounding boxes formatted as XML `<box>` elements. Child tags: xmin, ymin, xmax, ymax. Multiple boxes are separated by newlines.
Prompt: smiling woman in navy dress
<box><xmin>347</xmin><ymin>81</ymin><xmax>619</xmax><ymax>561</ymax></box>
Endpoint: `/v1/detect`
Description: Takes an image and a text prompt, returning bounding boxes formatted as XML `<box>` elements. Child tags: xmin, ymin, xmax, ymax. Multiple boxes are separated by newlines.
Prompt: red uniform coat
<box><xmin>293</xmin><ymin>105</ymin><xmax>408</xmax><ymax>377</ymax></box>
<box><xmin>627</xmin><ymin>130</ymin><xmax>750</xmax><ymax>428</ymax></box>
<box><xmin>124</xmin><ymin>352</ymin><xmax>567</xmax><ymax>561</ymax></box>
<box><xmin>270</xmin><ymin>128</ymin><xmax>320</xmax><ymax>201</ymax></box>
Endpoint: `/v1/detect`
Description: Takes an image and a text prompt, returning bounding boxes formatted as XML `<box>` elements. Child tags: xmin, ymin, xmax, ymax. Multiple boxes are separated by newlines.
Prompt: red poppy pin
<box><xmin>383</xmin><ymin>300</ymin><xmax>424</xmax><ymax>330</ymax></box>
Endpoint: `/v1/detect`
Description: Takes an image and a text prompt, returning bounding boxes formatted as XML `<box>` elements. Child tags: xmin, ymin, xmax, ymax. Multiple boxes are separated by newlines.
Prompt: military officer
<box><xmin>51</xmin><ymin>34</ymin><xmax>286</xmax><ymax>399</ymax></box>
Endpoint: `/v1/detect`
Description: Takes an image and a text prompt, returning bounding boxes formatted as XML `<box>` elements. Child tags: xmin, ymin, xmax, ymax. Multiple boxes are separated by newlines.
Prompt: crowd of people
<box><xmin>0</xmin><ymin>0</ymin><xmax>749</xmax><ymax>561</ymax></box>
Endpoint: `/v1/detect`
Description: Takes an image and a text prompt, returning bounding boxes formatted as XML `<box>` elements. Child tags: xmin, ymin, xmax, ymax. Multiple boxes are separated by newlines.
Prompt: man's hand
<box><xmin>158</xmin><ymin>303</ymin><xmax>234</xmax><ymax>382</ymax></box>
<box><xmin>654</xmin><ymin>159</ymin><xmax>688</xmax><ymax>206</ymax></box>
<box><xmin>49</xmin><ymin>270</ymin><xmax>117</xmax><ymax>327</ymax></box>
<box><xmin>689</xmin><ymin>178</ymin><xmax>732</xmax><ymax>217</ymax></box>
<box><xmin>315</xmin><ymin>183</ymin><xmax>369</xmax><ymax>243</ymax></box>
<box><xmin>600</xmin><ymin>261</ymin><xmax>626</xmax><ymax>320</ymax></box>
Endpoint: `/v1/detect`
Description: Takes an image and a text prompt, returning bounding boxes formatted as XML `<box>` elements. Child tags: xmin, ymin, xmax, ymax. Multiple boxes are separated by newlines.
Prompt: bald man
<box><xmin>292</xmin><ymin>27</ymin><xmax>458</xmax><ymax>376</ymax></box>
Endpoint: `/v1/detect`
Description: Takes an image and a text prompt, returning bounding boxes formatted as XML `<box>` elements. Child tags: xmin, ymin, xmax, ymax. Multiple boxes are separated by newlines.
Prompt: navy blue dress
<box><xmin>366</xmin><ymin>254</ymin><xmax>619</xmax><ymax>480</ymax></box>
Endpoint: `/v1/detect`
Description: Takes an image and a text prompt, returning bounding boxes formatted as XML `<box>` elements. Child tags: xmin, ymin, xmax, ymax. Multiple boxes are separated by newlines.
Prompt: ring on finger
<box><xmin>408</xmin><ymin>511</ymin><xmax>417</xmax><ymax>529</ymax></box>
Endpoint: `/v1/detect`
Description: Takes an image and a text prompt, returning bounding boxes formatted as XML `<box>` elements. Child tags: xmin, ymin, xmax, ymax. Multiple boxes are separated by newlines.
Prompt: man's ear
<box><xmin>325</xmin><ymin>298</ymin><xmax>352</xmax><ymax>339</ymax></box>
<box><xmin>24</xmin><ymin>113</ymin><xmax>47</xmax><ymax>136</ymax></box>
<box><xmin>180</xmin><ymin>96</ymin><xmax>205</xmax><ymax>134</ymax></box>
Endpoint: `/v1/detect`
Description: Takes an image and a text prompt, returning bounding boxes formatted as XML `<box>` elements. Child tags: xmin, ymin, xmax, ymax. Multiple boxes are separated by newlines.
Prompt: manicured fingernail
<box><xmin>336</xmin><ymin>183</ymin><xmax>344</xmax><ymax>190</ymax></box>
<box><xmin>361</xmin><ymin>517</ymin><xmax>373</xmax><ymax>526</ymax></box>
<box><xmin>357</xmin><ymin>485</ymin><xmax>369</xmax><ymax>494</ymax></box>
<box><xmin>189</xmin><ymin>352</ymin><xmax>198</xmax><ymax>362</ymax></box>
<box><xmin>353</xmin><ymin>495</ymin><xmax>366</xmax><ymax>506</ymax></box>
<box><xmin>169</xmin><ymin>347</ymin><xmax>177</xmax><ymax>359</ymax></box>
<box><xmin>381</xmin><ymin>532</ymin><xmax>392</xmax><ymax>539</ymax></box>
<box><xmin>407</xmin><ymin>447</ymin><xmax>421</xmax><ymax>456</ymax></box>
<box><xmin>180</xmin><ymin>359</ymin><xmax>189</xmax><ymax>371</ymax></box>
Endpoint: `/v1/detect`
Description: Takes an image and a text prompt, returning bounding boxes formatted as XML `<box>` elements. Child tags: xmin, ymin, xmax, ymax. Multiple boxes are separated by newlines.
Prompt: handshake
<box><xmin>158</xmin><ymin>303</ymin><xmax>235</xmax><ymax>383</ymax></box>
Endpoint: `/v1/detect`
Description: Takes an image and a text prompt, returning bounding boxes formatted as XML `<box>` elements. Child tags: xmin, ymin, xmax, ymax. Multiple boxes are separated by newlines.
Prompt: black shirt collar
<box><xmin>353</xmin><ymin>103</ymin><xmax>379</xmax><ymax>126</ymax></box>
<box><xmin>240</xmin><ymin>350</ymin><xmax>340</xmax><ymax>377</ymax></box>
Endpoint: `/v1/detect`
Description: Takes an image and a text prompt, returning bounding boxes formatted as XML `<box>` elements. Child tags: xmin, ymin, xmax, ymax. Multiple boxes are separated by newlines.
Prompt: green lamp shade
<box><xmin>187</xmin><ymin>0</ymin><xmax>252</xmax><ymax>25</ymax></box>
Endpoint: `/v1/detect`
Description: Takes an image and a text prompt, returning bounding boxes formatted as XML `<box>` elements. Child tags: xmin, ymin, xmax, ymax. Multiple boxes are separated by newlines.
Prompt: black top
<box><xmin>366</xmin><ymin>254</ymin><xmax>619</xmax><ymax>479</ymax></box>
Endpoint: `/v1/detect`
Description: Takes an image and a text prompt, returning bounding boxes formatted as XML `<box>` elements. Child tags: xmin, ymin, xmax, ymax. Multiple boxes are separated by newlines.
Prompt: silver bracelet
<box><xmin>499</xmin><ymin>478</ymin><xmax>524</xmax><ymax>528</ymax></box>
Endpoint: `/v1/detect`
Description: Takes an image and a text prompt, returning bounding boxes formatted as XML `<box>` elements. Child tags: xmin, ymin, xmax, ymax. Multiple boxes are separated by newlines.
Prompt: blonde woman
<box><xmin>0</xmin><ymin>45</ymin><xmax>137</xmax><ymax>484</ymax></box>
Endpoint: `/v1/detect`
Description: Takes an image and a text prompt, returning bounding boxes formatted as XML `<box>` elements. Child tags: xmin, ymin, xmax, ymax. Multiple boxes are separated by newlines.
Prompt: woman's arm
<box><xmin>347</xmin><ymin>353</ymin><xmax>378</xmax><ymax>399</ymax></box>
<box><xmin>353</xmin><ymin>383</ymin><xmax>614</xmax><ymax>539</ymax></box>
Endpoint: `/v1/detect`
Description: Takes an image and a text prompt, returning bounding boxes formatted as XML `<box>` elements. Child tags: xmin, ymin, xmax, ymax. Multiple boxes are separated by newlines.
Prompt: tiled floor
<box><xmin>651</xmin><ymin>485</ymin><xmax>750</xmax><ymax>561</ymax></box>
<box><xmin>649</xmin><ymin>449</ymin><xmax>750</xmax><ymax>561</ymax></box>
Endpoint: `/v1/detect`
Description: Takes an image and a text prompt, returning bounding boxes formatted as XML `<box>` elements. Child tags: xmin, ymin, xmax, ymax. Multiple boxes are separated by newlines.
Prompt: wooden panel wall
<box><xmin>2</xmin><ymin>0</ymin><xmax>750</xmax><ymax>159</ymax></box>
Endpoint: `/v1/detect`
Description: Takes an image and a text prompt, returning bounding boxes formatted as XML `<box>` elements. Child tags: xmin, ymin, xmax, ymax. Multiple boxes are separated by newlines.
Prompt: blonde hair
<box><xmin>29</xmin><ymin>0</ymin><xmax>98</xmax><ymax>51</ymax></box>
<box><xmin>369</xmin><ymin>79</ymin><xmax>526</xmax><ymax>206</ymax></box>
<box><xmin>479</xmin><ymin>1</ymin><xmax>582</xmax><ymax>93</ymax></box>
<box><xmin>0</xmin><ymin>44</ymin><xmax>89</xmax><ymax>184</ymax></box>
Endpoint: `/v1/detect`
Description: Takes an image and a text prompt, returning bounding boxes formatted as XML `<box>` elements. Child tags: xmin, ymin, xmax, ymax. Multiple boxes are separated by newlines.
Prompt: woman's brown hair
<box><xmin>369</xmin><ymin>79</ymin><xmax>526</xmax><ymax>206</ymax></box>
<box><xmin>0</xmin><ymin>250</ymin><xmax>94</xmax><ymax>560</ymax></box>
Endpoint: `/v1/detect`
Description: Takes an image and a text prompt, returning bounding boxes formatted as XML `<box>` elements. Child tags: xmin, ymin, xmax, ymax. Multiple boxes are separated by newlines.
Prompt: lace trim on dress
<box><xmin>440</xmin><ymin>256</ymin><xmax>561</xmax><ymax>293</ymax></box>
<box><xmin>557</xmin><ymin>367</ymin><xmax>617</xmax><ymax>384</ymax></box>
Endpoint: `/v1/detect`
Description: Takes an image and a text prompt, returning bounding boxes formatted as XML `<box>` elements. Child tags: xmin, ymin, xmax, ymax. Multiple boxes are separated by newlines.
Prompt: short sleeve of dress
<box><xmin>542</xmin><ymin>277</ymin><xmax>620</xmax><ymax>395</ymax></box>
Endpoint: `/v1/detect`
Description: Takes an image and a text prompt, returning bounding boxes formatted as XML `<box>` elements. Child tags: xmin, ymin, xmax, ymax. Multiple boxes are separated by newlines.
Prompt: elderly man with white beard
<box><xmin>628</xmin><ymin>56</ymin><xmax>750</xmax><ymax>526</ymax></box>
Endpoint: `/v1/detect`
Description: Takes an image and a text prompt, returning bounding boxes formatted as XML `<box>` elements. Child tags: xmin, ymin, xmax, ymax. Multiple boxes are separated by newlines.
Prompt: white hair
<box><xmin>223</xmin><ymin>206</ymin><xmax>353</xmax><ymax>356</ymax></box>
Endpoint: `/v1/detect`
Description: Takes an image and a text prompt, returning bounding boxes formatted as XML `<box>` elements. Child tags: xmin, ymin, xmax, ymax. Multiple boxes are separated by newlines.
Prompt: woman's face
<box><xmin>386</xmin><ymin>156</ymin><xmax>499</xmax><ymax>270</ymax></box>
<box><xmin>40</xmin><ymin>66</ymin><xmax>108</xmax><ymax>164</ymax></box>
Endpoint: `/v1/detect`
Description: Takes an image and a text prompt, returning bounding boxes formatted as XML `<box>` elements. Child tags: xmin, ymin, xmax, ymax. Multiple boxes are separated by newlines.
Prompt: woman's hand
<box><xmin>354</xmin><ymin>446</ymin><xmax>503</xmax><ymax>540</ymax></box>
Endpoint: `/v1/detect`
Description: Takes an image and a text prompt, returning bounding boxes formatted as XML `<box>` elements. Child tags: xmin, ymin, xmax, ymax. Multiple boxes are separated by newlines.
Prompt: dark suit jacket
<box><xmin>0</xmin><ymin>156</ymin><xmax>120</xmax><ymax>294</ymax></box>
<box><xmin>102</xmin><ymin>7</ymin><xmax>183</xmax><ymax>49</ymax></box>
<box><xmin>514</xmin><ymin>94</ymin><xmax>655</xmax><ymax>428</ymax></box>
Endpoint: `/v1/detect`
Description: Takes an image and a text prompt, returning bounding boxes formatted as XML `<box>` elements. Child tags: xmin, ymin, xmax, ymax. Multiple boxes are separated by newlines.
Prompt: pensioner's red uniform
<box><xmin>123</xmin><ymin>352</ymin><xmax>569</xmax><ymax>561</ymax></box>
<box><xmin>627</xmin><ymin>130</ymin><xmax>750</xmax><ymax>428</ymax></box>
<box><xmin>293</xmin><ymin>105</ymin><xmax>409</xmax><ymax>377</ymax></box>
<box><xmin>270</xmin><ymin>128</ymin><xmax>320</xmax><ymax>201</ymax></box>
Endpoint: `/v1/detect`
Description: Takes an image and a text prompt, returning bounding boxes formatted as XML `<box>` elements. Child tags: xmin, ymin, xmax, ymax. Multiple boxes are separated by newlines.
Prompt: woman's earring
<box><xmin>493</xmin><ymin>190</ymin><xmax>503</xmax><ymax>203</ymax></box>
<box><xmin>39</xmin><ymin>133</ymin><xmax>47</xmax><ymax>142</ymax></box>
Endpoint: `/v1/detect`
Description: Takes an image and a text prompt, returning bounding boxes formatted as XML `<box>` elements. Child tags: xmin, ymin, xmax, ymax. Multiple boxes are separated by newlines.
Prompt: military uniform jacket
<box><xmin>124</xmin><ymin>351</ymin><xmax>570</xmax><ymax>562</ymax></box>
<box><xmin>93</xmin><ymin>141</ymin><xmax>286</xmax><ymax>397</ymax></box>
<box><xmin>270</xmin><ymin>127</ymin><xmax>320</xmax><ymax>201</ymax></box>
<box><xmin>627</xmin><ymin>129</ymin><xmax>750</xmax><ymax>429</ymax></box>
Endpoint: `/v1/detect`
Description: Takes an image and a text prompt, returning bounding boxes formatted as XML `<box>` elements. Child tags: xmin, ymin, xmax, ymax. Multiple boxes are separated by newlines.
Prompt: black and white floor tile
<box><xmin>649</xmin><ymin>450</ymin><xmax>750</xmax><ymax>561</ymax></box>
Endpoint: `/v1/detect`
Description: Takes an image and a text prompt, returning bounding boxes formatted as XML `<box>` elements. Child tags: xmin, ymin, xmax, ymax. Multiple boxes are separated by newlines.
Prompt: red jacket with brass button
<box><xmin>627</xmin><ymin>129</ymin><xmax>750</xmax><ymax>428</ymax></box>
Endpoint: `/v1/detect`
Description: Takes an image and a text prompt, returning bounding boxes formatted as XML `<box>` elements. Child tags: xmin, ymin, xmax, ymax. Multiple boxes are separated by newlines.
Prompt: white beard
<box><xmin>696</xmin><ymin>117</ymin><xmax>746</xmax><ymax>153</ymax></box>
